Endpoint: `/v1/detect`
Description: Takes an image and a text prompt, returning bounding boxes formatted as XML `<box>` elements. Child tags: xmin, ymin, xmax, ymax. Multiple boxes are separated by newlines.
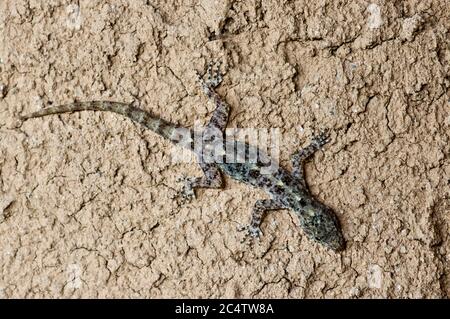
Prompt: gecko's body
<box><xmin>20</xmin><ymin>63</ymin><xmax>345</xmax><ymax>251</ymax></box>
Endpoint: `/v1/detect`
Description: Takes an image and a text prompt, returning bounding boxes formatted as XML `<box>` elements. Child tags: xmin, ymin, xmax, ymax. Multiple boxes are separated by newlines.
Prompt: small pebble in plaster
<box><xmin>367</xmin><ymin>264</ymin><xmax>383</xmax><ymax>289</ymax></box>
<box><xmin>367</xmin><ymin>4</ymin><xmax>383</xmax><ymax>30</ymax></box>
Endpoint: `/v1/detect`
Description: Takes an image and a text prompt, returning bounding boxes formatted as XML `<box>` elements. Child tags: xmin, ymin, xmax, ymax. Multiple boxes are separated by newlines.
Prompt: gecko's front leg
<box><xmin>196</xmin><ymin>61</ymin><xmax>230</xmax><ymax>132</ymax></box>
<box><xmin>291</xmin><ymin>130</ymin><xmax>331</xmax><ymax>187</ymax></box>
<box><xmin>178</xmin><ymin>162</ymin><xmax>223</xmax><ymax>202</ymax></box>
<box><xmin>238</xmin><ymin>199</ymin><xmax>284</xmax><ymax>240</ymax></box>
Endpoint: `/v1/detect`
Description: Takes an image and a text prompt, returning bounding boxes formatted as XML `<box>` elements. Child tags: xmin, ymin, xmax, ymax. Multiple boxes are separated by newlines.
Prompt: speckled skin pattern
<box><xmin>20</xmin><ymin>63</ymin><xmax>345</xmax><ymax>252</ymax></box>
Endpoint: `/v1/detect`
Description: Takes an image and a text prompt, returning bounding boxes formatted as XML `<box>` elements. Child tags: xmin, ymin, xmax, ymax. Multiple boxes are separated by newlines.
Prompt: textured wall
<box><xmin>0</xmin><ymin>0</ymin><xmax>449</xmax><ymax>298</ymax></box>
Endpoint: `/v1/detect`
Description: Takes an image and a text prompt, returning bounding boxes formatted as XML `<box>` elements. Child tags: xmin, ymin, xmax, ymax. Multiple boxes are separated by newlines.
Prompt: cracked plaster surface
<box><xmin>0</xmin><ymin>0</ymin><xmax>449</xmax><ymax>298</ymax></box>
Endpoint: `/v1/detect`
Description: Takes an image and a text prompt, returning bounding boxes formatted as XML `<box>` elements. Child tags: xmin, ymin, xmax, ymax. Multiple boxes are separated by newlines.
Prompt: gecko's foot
<box><xmin>196</xmin><ymin>61</ymin><xmax>224</xmax><ymax>90</ymax></box>
<box><xmin>237</xmin><ymin>224</ymin><xmax>263</xmax><ymax>243</ymax></box>
<box><xmin>312</xmin><ymin>130</ymin><xmax>331</xmax><ymax>149</ymax></box>
<box><xmin>176</xmin><ymin>176</ymin><xmax>197</xmax><ymax>204</ymax></box>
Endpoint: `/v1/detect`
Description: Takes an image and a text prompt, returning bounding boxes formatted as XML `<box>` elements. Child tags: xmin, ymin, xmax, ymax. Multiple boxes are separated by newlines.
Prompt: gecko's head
<box><xmin>299</xmin><ymin>201</ymin><xmax>346</xmax><ymax>252</ymax></box>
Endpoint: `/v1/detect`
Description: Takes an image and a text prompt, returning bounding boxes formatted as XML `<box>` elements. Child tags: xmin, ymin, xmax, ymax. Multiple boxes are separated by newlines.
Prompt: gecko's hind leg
<box><xmin>178</xmin><ymin>163</ymin><xmax>223</xmax><ymax>203</ymax></box>
<box><xmin>238</xmin><ymin>199</ymin><xmax>284</xmax><ymax>241</ymax></box>
<box><xmin>291</xmin><ymin>130</ymin><xmax>331</xmax><ymax>188</ymax></box>
<box><xmin>196</xmin><ymin>62</ymin><xmax>230</xmax><ymax>132</ymax></box>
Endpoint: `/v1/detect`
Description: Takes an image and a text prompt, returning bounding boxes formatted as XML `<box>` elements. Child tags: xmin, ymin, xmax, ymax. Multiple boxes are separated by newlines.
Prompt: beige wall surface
<box><xmin>0</xmin><ymin>0</ymin><xmax>449</xmax><ymax>298</ymax></box>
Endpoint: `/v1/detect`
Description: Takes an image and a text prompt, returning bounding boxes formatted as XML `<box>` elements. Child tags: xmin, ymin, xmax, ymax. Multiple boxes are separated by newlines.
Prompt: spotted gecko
<box><xmin>20</xmin><ymin>62</ymin><xmax>345</xmax><ymax>251</ymax></box>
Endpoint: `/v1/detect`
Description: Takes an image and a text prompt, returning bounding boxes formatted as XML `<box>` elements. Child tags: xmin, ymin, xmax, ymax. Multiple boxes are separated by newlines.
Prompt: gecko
<box><xmin>20</xmin><ymin>62</ymin><xmax>345</xmax><ymax>252</ymax></box>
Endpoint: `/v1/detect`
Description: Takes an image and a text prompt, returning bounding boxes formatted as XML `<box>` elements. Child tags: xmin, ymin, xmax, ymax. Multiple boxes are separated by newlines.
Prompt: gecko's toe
<box><xmin>175</xmin><ymin>175</ymin><xmax>195</xmax><ymax>205</ymax></box>
<box><xmin>237</xmin><ymin>224</ymin><xmax>263</xmax><ymax>243</ymax></box>
<box><xmin>176</xmin><ymin>191</ymin><xmax>195</xmax><ymax>205</ymax></box>
<box><xmin>175</xmin><ymin>175</ymin><xmax>197</xmax><ymax>204</ymax></box>
<box><xmin>200</xmin><ymin>61</ymin><xmax>224</xmax><ymax>89</ymax></box>
<box><xmin>179</xmin><ymin>187</ymin><xmax>196</xmax><ymax>203</ymax></box>
<box><xmin>312</xmin><ymin>129</ymin><xmax>331</xmax><ymax>148</ymax></box>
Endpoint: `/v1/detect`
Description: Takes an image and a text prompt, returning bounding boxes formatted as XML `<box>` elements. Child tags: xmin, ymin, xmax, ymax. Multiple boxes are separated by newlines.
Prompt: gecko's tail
<box><xmin>20</xmin><ymin>101</ymin><xmax>190</xmax><ymax>144</ymax></box>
